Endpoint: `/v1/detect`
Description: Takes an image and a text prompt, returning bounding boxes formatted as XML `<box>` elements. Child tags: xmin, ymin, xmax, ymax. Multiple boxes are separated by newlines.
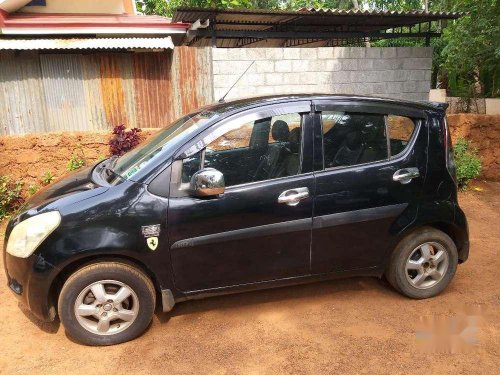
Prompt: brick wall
<box><xmin>212</xmin><ymin>47</ymin><xmax>432</xmax><ymax>102</ymax></box>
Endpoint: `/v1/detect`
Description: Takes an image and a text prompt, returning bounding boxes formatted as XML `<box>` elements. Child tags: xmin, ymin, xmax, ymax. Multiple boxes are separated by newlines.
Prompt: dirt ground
<box><xmin>0</xmin><ymin>182</ymin><xmax>498</xmax><ymax>375</ymax></box>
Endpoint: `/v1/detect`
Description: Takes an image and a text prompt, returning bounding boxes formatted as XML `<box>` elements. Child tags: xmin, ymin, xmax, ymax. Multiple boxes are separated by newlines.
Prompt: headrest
<box><xmin>288</xmin><ymin>127</ymin><xmax>301</xmax><ymax>153</ymax></box>
<box><xmin>289</xmin><ymin>127</ymin><xmax>301</xmax><ymax>143</ymax></box>
<box><xmin>271</xmin><ymin>120</ymin><xmax>289</xmax><ymax>142</ymax></box>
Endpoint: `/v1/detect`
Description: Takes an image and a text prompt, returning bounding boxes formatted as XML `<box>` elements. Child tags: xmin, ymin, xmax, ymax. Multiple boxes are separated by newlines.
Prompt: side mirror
<box><xmin>190</xmin><ymin>168</ymin><xmax>225</xmax><ymax>197</ymax></box>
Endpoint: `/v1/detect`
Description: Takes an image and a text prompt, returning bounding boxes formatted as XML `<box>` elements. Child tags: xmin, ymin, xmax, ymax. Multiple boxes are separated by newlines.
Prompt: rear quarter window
<box><xmin>387</xmin><ymin>115</ymin><xmax>416</xmax><ymax>156</ymax></box>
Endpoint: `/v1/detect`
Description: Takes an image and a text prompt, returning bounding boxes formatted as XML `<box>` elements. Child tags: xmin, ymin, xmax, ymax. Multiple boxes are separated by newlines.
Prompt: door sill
<box><xmin>175</xmin><ymin>266</ymin><xmax>382</xmax><ymax>303</ymax></box>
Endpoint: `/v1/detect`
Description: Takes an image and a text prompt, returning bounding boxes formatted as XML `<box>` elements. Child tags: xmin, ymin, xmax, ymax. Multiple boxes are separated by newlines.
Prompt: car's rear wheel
<box><xmin>386</xmin><ymin>227</ymin><xmax>458</xmax><ymax>299</ymax></box>
<box><xmin>58</xmin><ymin>262</ymin><xmax>156</xmax><ymax>346</ymax></box>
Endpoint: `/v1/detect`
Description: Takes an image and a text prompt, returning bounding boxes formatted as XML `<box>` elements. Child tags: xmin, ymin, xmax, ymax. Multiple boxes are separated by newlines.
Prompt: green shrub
<box><xmin>67</xmin><ymin>154</ymin><xmax>85</xmax><ymax>171</ymax></box>
<box><xmin>453</xmin><ymin>138</ymin><xmax>482</xmax><ymax>189</ymax></box>
<box><xmin>0</xmin><ymin>176</ymin><xmax>24</xmax><ymax>221</ymax></box>
<box><xmin>41</xmin><ymin>171</ymin><xmax>55</xmax><ymax>186</ymax></box>
<box><xmin>67</xmin><ymin>144</ymin><xmax>86</xmax><ymax>171</ymax></box>
<box><xmin>28</xmin><ymin>184</ymin><xmax>39</xmax><ymax>195</ymax></box>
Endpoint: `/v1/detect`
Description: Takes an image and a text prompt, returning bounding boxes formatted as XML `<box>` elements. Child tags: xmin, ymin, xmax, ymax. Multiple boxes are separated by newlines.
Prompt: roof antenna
<box><xmin>218</xmin><ymin>61</ymin><xmax>255</xmax><ymax>103</ymax></box>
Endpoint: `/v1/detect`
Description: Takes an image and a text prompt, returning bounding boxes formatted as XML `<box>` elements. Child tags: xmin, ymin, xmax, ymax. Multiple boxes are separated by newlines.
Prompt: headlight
<box><xmin>6</xmin><ymin>211</ymin><xmax>61</xmax><ymax>258</ymax></box>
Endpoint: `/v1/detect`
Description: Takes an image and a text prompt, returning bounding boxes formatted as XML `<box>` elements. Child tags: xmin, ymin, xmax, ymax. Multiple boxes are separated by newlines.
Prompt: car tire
<box><xmin>58</xmin><ymin>262</ymin><xmax>156</xmax><ymax>346</ymax></box>
<box><xmin>386</xmin><ymin>227</ymin><xmax>458</xmax><ymax>299</ymax></box>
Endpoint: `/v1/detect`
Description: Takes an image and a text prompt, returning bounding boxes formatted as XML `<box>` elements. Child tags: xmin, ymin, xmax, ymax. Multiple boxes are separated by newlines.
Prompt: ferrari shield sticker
<box><xmin>147</xmin><ymin>237</ymin><xmax>159</xmax><ymax>251</ymax></box>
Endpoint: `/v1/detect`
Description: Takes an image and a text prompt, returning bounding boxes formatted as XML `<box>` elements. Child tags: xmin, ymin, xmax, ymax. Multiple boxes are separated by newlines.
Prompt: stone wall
<box><xmin>0</xmin><ymin>129</ymin><xmax>158</xmax><ymax>188</ymax></box>
<box><xmin>212</xmin><ymin>47</ymin><xmax>432</xmax><ymax>102</ymax></box>
<box><xmin>447</xmin><ymin>114</ymin><xmax>500</xmax><ymax>180</ymax></box>
<box><xmin>429</xmin><ymin>90</ymin><xmax>500</xmax><ymax>115</ymax></box>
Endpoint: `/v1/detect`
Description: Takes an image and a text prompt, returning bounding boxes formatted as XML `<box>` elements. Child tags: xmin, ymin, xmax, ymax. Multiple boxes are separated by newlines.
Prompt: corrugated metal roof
<box><xmin>0</xmin><ymin>37</ymin><xmax>175</xmax><ymax>50</ymax></box>
<box><xmin>174</xmin><ymin>7</ymin><xmax>462</xmax><ymax>48</ymax></box>
<box><xmin>173</xmin><ymin>7</ymin><xmax>463</xmax><ymax>23</ymax></box>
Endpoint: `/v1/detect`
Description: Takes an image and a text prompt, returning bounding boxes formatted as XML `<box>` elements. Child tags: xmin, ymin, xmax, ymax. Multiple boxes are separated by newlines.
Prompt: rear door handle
<box><xmin>278</xmin><ymin>187</ymin><xmax>309</xmax><ymax>206</ymax></box>
<box><xmin>393</xmin><ymin>167</ymin><xmax>420</xmax><ymax>184</ymax></box>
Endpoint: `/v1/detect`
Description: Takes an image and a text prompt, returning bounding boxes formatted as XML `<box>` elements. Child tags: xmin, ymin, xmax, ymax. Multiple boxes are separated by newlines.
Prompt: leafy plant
<box><xmin>67</xmin><ymin>154</ymin><xmax>86</xmax><ymax>171</ymax></box>
<box><xmin>453</xmin><ymin>138</ymin><xmax>482</xmax><ymax>189</ymax></box>
<box><xmin>28</xmin><ymin>184</ymin><xmax>39</xmax><ymax>195</ymax></box>
<box><xmin>109</xmin><ymin>124</ymin><xmax>142</xmax><ymax>156</ymax></box>
<box><xmin>67</xmin><ymin>144</ymin><xmax>87</xmax><ymax>171</ymax></box>
<box><xmin>41</xmin><ymin>171</ymin><xmax>55</xmax><ymax>186</ymax></box>
<box><xmin>0</xmin><ymin>176</ymin><xmax>24</xmax><ymax>221</ymax></box>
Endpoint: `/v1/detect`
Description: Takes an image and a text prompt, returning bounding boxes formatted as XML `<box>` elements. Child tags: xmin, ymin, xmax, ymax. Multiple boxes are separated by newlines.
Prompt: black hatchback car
<box><xmin>4</xmin><ymin>95</ymin><xmax>469</xmax><ymax>345</ymax></box>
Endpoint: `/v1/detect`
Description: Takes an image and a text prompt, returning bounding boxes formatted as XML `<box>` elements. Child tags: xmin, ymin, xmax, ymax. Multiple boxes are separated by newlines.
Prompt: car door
<box><xmin>311</xmin><ymin>100</ymin><xmax>428</xmax><ymax>274</ymax></box>
<box><xmin>167</xmin><ymin>102</ymin><xmax>315</xmax><ymax>292</ymax></box>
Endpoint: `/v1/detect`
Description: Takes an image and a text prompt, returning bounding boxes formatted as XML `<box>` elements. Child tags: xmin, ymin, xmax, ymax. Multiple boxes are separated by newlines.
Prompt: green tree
<box><xmin>136</xmin><ymin>0</ymin><xmax>362</xmax><ymax>17</ymax></box>
<box><xmin>137</xmin><ymin>1</ymin><xmax>281</xmax><ymax>17</ymax></box>
<box><xmin>441</xmin><ymin>0</ymin><xmax>499</xmax><ymax>97</ymax></box>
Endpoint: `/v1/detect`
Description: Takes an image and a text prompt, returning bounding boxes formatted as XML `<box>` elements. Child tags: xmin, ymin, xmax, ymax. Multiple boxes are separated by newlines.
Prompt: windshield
<box><xmin>109</xmin><ymin>111</ymin><xmax>218</xmax><ymax>181</ymax></box>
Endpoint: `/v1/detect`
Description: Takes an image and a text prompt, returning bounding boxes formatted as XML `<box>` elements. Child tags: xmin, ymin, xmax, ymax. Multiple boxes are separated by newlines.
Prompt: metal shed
<box><xmin>173</xmin><ymin>7</ymin><xmax>462</xmax><ymax>48</ymax></box>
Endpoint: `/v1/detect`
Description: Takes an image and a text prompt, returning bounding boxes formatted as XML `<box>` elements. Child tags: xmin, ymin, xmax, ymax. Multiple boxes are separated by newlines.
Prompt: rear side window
<box><xmin>387</xmin><ymin>115</ymin><xmax>416</xmax><ymax>156</ymax></box>
<box><xmin>321</xmin><ymin>111</ymin><xmax>388</xmax><ymax>168</ymax></box>
<box><xmin>321</xmin><ymin>111</ymin><xmax>418</xmax><ymax>169</ymax></box>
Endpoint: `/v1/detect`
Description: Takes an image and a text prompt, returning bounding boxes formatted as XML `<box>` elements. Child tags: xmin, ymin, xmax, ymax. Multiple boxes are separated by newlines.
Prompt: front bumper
<box><xmin>4</xmin><ymin>251</ymin><xmax>58</xmax><ymax>322</ymax></box>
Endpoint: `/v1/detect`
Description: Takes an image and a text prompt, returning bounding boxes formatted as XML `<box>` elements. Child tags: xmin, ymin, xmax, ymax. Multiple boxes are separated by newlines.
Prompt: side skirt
<box><xmin>173</xmin><ymin>266</ymin><xmax>383</xmax><ymax>304</ymax></box>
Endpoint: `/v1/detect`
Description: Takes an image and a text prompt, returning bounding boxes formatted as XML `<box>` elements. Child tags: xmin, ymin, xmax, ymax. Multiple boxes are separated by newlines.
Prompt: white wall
<box><xmin>212</xmin><ymin>47</ymin><xmax>433</xmax><ymax>102</ymax></box>
<box><xmin>19</xmin><ymin>0</ymin><xmax>128</xmax><ymax>14</ymax></box>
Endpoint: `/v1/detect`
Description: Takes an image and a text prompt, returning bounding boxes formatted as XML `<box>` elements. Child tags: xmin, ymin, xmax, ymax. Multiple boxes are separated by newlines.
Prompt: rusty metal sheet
<box><xmin>81</xmin><ymin>54</ymin><xmax>108</xmax><ymax>131</ymax></box>
<box><xmin>132</xmin><ymin>51</ymin><xmax>173</xmax><ymax>128</ymax></box>
<box><xmin>40</xmin><ymin>54</ymin><xmax>89</xmax><ymax>132</ymax></box>
<box><xmin>0</xmin><ymin>51</ymin><xmax>48</xmax><ymax>135</ymax></box>
<box><xmin>116</xmin><ymin>53</ymin><xmax>138</xmax><ymax>129</ymax></box>
<box><xmin>98</xmin><ymin>54</ymin><xmax>129</xmax><ymax>128</ymax></box>
<box><xmin>0</xmin><ymin>48</ymin><xmax>214</xmax><ymax>134</ymax></box>
<box><xmin>171</xmin><ymin>47</ymin><xmax>213</xmax><ymax>120</ymax></box>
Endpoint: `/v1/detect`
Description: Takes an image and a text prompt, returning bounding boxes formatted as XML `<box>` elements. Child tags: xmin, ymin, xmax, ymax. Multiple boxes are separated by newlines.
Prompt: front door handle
<box><xmin>278</xmin><ymin>187</ymin><xmax>310</xmax><ymax>206</ymax></box>
<box><xmin>393</xmin><ymin>167</ymin><xmax>420</xmax><ymax>184</ymax></box>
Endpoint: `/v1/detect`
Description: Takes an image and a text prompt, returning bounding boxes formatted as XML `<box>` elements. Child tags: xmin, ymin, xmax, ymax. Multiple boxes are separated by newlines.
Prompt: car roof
<box><xmin>200</xmin><ymin>94</ymin><xmax>448</xmax><ymax>115</ymax></box>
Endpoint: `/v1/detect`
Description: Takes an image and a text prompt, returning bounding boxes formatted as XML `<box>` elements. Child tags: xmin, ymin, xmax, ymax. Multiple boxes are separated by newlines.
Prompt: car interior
<box><xmin>182</xmin><ymin>116</ymin><xmax>303</xmax><ymax>187</ymax></box>
<box><xmin>322</xmin><ymin>112</ymin><xmax>415</xmax><ymax>168</ymax></box>
<box><xmin>181</xmin><ymin>112</ymin><xmax>415</xmax><ymax>185</ymax></box>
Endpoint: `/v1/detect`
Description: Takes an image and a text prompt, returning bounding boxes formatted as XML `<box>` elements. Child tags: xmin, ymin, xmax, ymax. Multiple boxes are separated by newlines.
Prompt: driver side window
<box><xmin>182</xmin><ymin>113</ymin><xmax>303</xmax><ymax>187</ymax></box>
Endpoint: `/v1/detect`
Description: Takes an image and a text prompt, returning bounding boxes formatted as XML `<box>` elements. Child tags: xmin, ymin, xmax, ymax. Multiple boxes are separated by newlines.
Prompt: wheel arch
<box><xmin>48</xmin><ymin>254</ymin><xmax>164</xmax><ymax>314</ymax></box>
<box><xmin>426</xmin><ymin>222</ymin><xmax>468</xmax><ymax>263</ymax></box>
<box><xmin>390</xmin><ymin>221</ymin><xmax>468</xmax><ymax>267</ymax></box>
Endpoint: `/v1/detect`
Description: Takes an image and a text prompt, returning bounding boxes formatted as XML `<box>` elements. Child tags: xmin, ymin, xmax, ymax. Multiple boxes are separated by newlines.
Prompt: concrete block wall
<box><xmin>212</xmin><ymin>47</ymin><xmax>432</xmax><ymax>102</ymax></box>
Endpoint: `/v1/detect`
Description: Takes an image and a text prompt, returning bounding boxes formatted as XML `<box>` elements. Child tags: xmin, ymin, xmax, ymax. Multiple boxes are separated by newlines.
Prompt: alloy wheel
<box><xmin>74</xmin><ymin>280</ymin><xmax>139</xmax><ymax>335</ymax></box>
<box><xmin>405</xmin><ymin>242</ymin><xmax>449</xmax><ymax>289</ymax></box>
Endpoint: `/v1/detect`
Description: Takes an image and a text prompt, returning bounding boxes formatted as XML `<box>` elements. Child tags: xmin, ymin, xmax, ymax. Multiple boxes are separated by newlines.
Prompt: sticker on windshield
<box><xmin>125</xmin><ymin>161</ymin><xmax>149</xmax><ymax>179</ymax></box>
<box><xmin>126</xmin><ymin>166</ymin><xmax>139</xmax><ymax>178</ymax></box>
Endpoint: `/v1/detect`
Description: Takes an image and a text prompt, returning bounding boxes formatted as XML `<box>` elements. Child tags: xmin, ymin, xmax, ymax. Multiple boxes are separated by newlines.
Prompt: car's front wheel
<box><xmin>58</xmin><ymin>262</ymin><xmax>156</xmax><ymax>346</ymax></box>
<box><xmin>386</xmin><ymin>227</ymin><xmax>458</xmax><ymax>299</ymax></box>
